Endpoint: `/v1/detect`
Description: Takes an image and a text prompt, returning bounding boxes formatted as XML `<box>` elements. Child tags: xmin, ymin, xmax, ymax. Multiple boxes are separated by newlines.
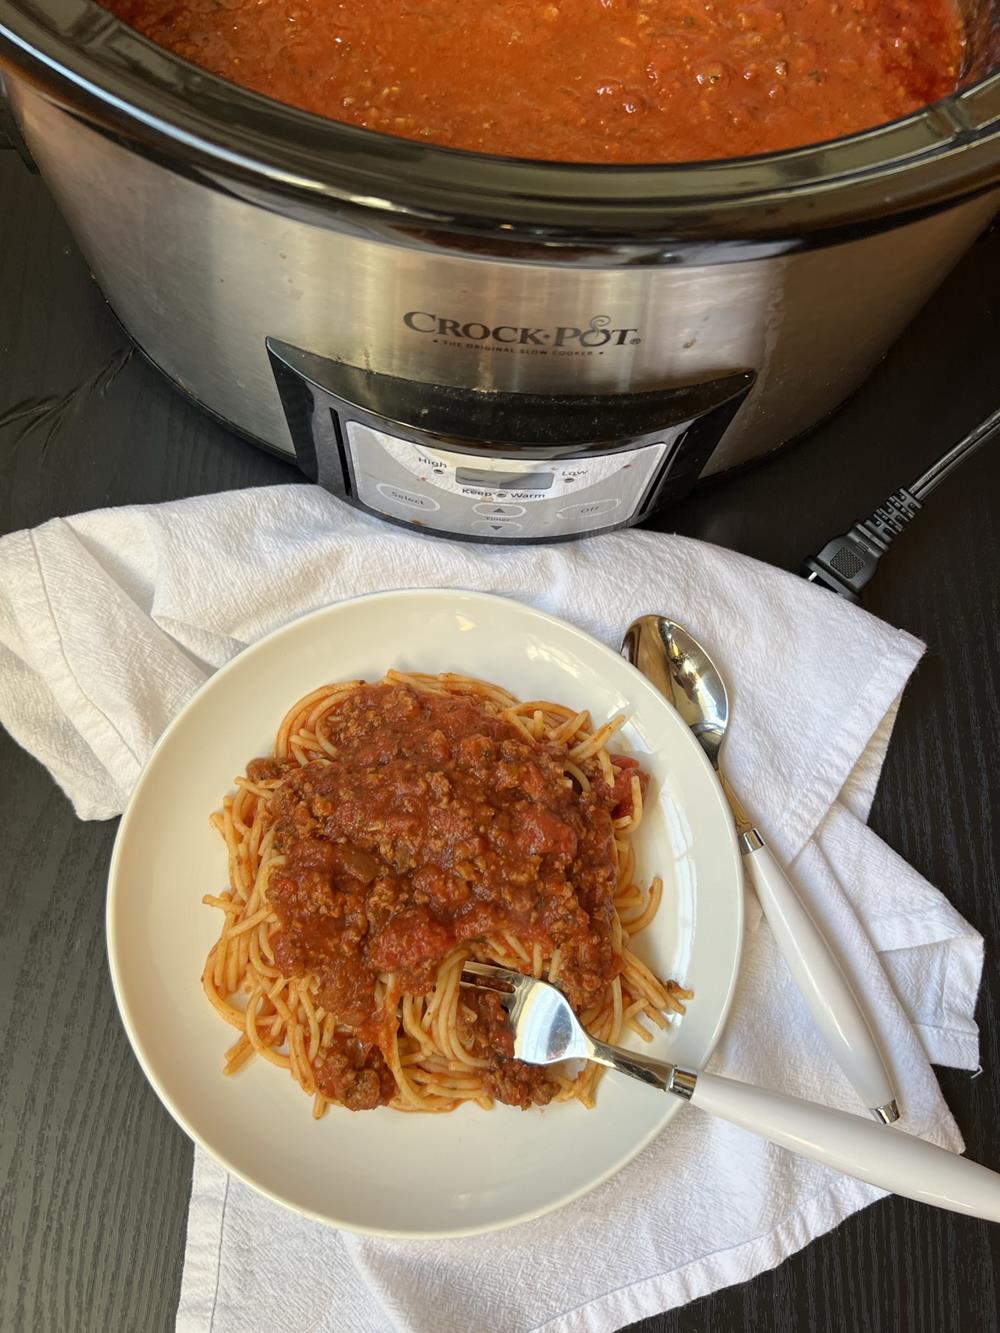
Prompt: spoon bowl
<box><xmin>621</xmin><ymin>616</ymin><xmax>730</xmax><ymax>771</ymax></box>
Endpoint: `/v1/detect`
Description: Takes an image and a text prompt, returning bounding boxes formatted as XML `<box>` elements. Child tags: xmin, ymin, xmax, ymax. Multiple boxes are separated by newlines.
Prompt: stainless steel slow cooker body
<box><xmin>2</xmin><ymin>0</ymin><xmax>1000</xmax><ymax>541</ymax></box>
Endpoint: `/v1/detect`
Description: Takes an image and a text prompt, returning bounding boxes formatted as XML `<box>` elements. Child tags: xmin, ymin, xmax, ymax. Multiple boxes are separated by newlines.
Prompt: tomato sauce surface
<box><xmin>103</xmin><ymin>0</ymin><xmax>963</xmax><ymax>163</ymax></box>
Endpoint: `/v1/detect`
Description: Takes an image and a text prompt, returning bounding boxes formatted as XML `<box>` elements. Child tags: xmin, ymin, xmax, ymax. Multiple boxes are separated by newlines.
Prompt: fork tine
<box><xmin>461</xmin><ymin>961</ymin><xmax>526</xmax><ymax>987</ymax></box>
<box><xmin>459</xmin><ymin>977</ymin><xmax>517</xmax><ymax>1009</ymax></box>
<box><xmin>460</xmin><ymin>961</ymin><xmax>527</xmax><ymax>1012</ymax></box>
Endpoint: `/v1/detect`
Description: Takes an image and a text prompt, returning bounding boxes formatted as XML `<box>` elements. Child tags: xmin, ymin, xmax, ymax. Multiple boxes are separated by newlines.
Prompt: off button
<box><xmin>556</xmin><ymin>498</ymin><xmax>621</xmax><ymax>519</ymax></box>
<box><xmin>376</xmin><ymin>483</ymin><xmax>440</xmax><ymax>511</ymax></box>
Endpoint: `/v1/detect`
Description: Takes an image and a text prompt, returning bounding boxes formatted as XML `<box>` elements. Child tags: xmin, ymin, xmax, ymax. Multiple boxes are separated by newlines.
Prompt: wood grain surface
<box><xmin>1</xmin><ymin>148</ymin><xmax>997</xmax><ymax>1332</ymax></box>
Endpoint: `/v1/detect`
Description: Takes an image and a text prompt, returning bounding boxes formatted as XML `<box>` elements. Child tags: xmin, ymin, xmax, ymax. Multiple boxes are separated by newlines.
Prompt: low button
<box><xmin>473</xmin><ymin>520</ymin><xmax>523</xmax><ymax>535</ymax></box>
<box><xmin>555</xmin><ymin>498</ymin><xmax>621</xmax><ymax>520</ymax></box>
<box><xmin>376</xmin><ymin>483</ymin><xmax>440</xmax><ymax>512</ymax></box>
<box><xmin>473</xmin><ymin>502</ymin><xmax>527</xmax><ymax>517</ymax></box>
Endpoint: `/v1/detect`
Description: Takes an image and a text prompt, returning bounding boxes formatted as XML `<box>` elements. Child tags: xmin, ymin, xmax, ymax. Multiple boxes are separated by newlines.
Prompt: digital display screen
<box><xmin>455</xmin><ymin>467</ymin><xmax>555</xmax><ymax>490</ymax></box>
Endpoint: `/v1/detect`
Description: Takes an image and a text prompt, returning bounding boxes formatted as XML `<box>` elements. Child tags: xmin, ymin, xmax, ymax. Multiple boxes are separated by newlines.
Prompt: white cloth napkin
<box><xmin>0</xmin><ymin>484</ymin><xmax>983</xmax><ymax>1333</ymax></box>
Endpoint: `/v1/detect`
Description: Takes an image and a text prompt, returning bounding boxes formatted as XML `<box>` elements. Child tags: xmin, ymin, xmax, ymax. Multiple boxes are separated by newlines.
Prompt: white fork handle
<box><xmin>688</xmin><ymin>1072</ymin><xmax>1000</xmax><ymax>1221</ymax></box>
<box><xmin>743</xmin><ymin>833</ymin><xmax>897</xmax><ymax>1120</ymax></box>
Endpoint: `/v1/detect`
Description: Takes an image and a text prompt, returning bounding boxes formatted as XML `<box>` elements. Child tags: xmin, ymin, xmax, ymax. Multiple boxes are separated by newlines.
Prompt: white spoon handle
<box><xmin>742</xmin><ymin>830</ymin><xmax>897</xmax><ymax>1119</ymax></box>
<box><xmin>687</xmin><ymin>1072</ymin><xmax>1000</xmax><ymax>1222</ymax></box>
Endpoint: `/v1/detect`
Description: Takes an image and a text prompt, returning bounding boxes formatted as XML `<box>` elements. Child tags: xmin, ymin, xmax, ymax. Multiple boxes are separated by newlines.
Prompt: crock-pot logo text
<box><xmin>403</xmin><ymin>311</ymin><xmax>642</xmax><ymax>354</ymax></box>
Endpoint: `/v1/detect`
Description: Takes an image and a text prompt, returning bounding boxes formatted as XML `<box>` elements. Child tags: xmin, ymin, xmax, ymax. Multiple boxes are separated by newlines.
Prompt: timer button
<box><xmin>473</xmin><ymin>503</ymin><xmax>527</xmax><ymax>517</ymax></box>
<box><xmin>376</xmin><ymin>484</ymin><xmax>440</xmax><ymax>511</ymax></box>
<box><xmin>473</xmin><ymin>520</ymin><xmax>524</xmax><ymax>535</ymax></box>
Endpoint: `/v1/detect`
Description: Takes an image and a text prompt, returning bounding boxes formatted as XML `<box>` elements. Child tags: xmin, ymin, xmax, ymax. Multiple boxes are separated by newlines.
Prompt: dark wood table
<box><xmin>1</xmin><ymin>147</ymin><xmax>998</xmax><ymax>1332</ymax></box>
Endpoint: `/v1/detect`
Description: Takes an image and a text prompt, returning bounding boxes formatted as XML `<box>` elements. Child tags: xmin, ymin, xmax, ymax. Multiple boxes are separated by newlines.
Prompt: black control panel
<box><xmin>268</xmin><ymin>339</ymin><xmax>755</xmax><ymax>543</ymax></box>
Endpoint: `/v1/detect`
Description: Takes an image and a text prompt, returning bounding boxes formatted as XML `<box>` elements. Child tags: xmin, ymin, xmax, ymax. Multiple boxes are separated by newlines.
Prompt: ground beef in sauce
<box><xmin>315</xmin><ymin>1033</ymin><xmax>398</xmax><ymax>1111</ymax></box>
<box><xmin>262</xmin><ymin>681</ymin><xmax>644</xmax><ymax>1109</ymax></box>
<box><xmin>458</xmin><ymin>989</ymin><xmax>558</xmax><ymax>1109</ymax></box>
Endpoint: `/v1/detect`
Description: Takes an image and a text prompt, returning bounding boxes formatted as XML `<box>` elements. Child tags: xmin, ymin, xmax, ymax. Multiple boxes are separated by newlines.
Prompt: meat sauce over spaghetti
<box><xmin>102</xmin><ymin>0</ymin><xmax>964</xmax><ymax>163</ymax></box>
<box><xmin>258</xmin><ymin>683</ymin><xmax>640</xmax><ymax>1107</ymax></box>
<box><xmin>203</xmin><ymin>672</ymin><xmax>689</xmax><ymax>1115</ymax></box>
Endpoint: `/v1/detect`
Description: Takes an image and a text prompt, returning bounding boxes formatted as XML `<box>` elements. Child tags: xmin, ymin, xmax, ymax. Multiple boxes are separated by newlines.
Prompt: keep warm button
<box><xmin>376</xmin><ymin>483</ymin><xmax>440</xmax><ymax>511</ymax></box>
<box><xmin>556</xmin><ymin>498</ymin><xmax>621</xmax><ymax>519</ymax></box>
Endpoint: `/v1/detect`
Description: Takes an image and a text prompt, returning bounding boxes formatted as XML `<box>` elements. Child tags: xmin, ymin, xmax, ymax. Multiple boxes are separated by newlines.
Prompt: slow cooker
<box><xmin>2</xmin><ymin>0</ymin><xmax>999</xmax><ymax>541</ymax></box>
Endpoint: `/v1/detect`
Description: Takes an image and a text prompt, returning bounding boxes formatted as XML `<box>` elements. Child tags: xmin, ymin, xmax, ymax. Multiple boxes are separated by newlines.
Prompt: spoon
<box><xmin>622</xmin><ymin>614</ymin><xmax>899</xmax><ymax>1123</ymax></box>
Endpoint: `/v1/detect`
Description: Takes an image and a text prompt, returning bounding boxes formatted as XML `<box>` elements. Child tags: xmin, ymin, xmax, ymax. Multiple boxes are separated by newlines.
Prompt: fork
<box><xmin>461</xmin><ymin>961</ymin><xmax>1000</xmax><ymax>1222</ymax></box>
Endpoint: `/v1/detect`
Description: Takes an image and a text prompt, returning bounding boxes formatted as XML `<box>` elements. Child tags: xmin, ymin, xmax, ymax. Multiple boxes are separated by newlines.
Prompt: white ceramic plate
<box><xmin>107</xmin><ymin>589</ymin><xmax>742</xmax><ymax>1237</ymax></box>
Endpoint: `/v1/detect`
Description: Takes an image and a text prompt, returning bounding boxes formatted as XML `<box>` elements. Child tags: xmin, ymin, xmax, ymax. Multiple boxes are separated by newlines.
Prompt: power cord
<box><xmin>802</xmin><ymin>406</ymin><xmax>1000</xmax><ymax>600</ymax></box>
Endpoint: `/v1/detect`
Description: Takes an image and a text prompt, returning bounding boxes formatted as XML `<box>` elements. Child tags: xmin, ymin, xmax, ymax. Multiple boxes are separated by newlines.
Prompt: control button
<box><xmin>470</xmin><ymin>511</ymin><xmax>522</xmax><ymax>525</ymax></box>
<box><xmin>555</xmin><ymin>498</ymin><xmax>621</xmax><ymax>520</ymax></box>
<box><xmin>473</xmin><ymin>503</ymin><xmax>527</xmax><ymax>517</ymax></box>
<box><xmin>376</xmin><ymin>483</ymin><xmax>440</xmax><ymax>511</ymax></box>
<box><xmin>473</xmin><ymin>520</ymin><xmax>523</xmax><ymax>535</ymax></box>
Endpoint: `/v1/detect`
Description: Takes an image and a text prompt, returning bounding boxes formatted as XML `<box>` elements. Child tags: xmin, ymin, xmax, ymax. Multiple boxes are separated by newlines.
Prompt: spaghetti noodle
<box><xmin>202</xmin><ymin>670</ymin><xmax>691</xmax><ymax>1115</ymax></box>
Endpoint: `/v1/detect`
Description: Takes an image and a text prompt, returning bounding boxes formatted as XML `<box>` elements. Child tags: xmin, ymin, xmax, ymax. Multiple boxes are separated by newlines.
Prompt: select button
<box><xmin>473</xmin><ymin>503</ymin><xmax>527</xmax><ymax>517</ymax></box>
<box><xmin>376</xmin><ymin>483</ymin><xmax>440</xmax><ymax>511</ymax></box>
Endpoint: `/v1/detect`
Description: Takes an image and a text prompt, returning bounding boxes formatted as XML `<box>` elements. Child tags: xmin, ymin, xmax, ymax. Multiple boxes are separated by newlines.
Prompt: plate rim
<box><xmin>106</xmin><ymin>587</ymin><xmax>743</xmax><ymax>1237</ymax></box>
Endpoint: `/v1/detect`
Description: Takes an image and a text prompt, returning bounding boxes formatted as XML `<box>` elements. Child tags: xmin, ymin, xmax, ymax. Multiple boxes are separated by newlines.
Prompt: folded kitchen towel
<box><xmin>0</xmin><ymin>484</ymin><xmax>984</xmax><ymax>1333</ymax></box>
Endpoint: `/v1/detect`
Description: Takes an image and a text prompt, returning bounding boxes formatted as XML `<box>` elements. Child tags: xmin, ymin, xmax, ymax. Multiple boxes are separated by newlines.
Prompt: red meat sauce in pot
<box><xmin>247</xmin><ymin>682</ymin><xmax>646</xmax><ymax>1110</ymax></box>
<box><xmin>101</xmin><ymin>0</ymin><xmax>964</xmax><ymax>164</ymax></box>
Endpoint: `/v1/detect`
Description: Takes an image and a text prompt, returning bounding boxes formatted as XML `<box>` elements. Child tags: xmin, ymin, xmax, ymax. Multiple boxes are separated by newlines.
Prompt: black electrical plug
<box><xmin>802</xmin><ymin>408</ymin><xmax>1000</xmax><ymax>600</ymax></box>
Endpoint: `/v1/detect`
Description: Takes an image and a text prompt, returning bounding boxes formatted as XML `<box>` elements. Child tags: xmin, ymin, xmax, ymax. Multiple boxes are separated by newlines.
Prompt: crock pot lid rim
<box><xmin>4</xmin><ymin>0</ymin><xmax>1000</xmax><ymax>233</ymax></box>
